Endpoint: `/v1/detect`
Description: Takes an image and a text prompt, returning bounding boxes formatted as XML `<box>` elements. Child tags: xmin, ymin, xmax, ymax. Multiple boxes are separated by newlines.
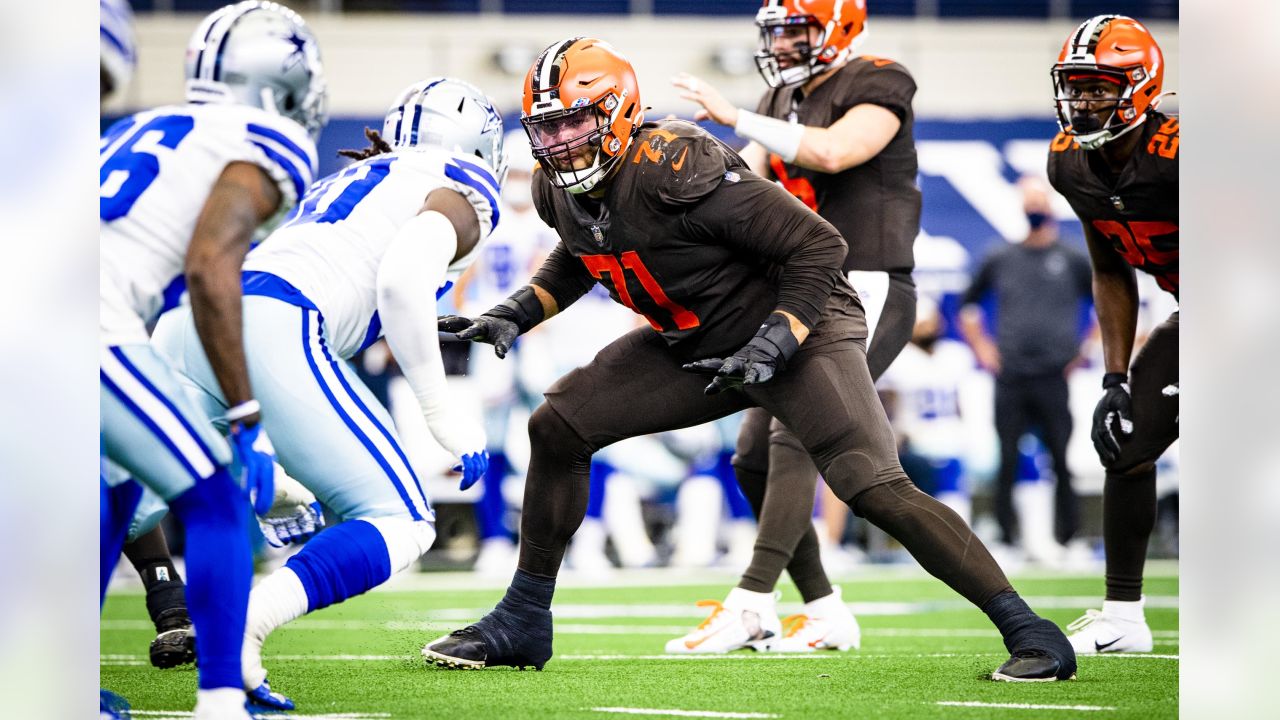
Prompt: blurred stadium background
<box><xmin>103</xmin><ymin>0</ymin><xmax>1180</xmax><ymax>578</ymax></box>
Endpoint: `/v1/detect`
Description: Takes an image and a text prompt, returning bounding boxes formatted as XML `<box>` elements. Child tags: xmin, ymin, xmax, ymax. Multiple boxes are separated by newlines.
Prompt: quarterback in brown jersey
<box><xmin>671</xmin><ymin>0</ymin><xmax>919</xmax><ymax>652</ymax></box>
<box><xmin>1045</xmin><ymin>15</ymin><xmax>1178</xmax><ymax>655</ymax></box>
<box><xmin>422</xmin><ymin>36</ymin><xmax>1075</xmax><ymax>682</ymax></box>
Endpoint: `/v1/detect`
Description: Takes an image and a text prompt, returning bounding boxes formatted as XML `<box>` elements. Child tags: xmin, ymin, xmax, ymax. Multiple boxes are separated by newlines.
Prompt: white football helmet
<box><xmin>184</xmin><ymin>1</ymin><xmax>328</xmax><ymax>140</ymax></box>
<box><xmin>382</xmin><ymin>77</ymin><xmax>509</xmax><ymax>187</ymax></box>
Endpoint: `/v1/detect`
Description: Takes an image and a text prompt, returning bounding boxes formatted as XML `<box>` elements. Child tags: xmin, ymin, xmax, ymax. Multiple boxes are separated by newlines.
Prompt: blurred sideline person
<box><xmin>1045</xmin><ymin>15</ymin><xmax>1178</xmax><ymax>655</ymax></box>
<box><xmin>878</xmin><ymin>296</ymin><xmax>975</xmax><ymax>523</ymax></box>
<box><xmin>424</xmin><ymin>36</ymin><xmax>1075</xmax><ymax>683</ymax></box>
<box><xmin>100</xmin><ymin>0</ymin><xmax>203</xmax><ymax>672</ymax></box>
<box><xmin>100</xmin><ymin>3</ymin><xmax>327</xmax><ymax>717</ymax></box>
<box><xmin>453</xmin><ymin>130</ymin><xmax>558</xmax><ymax>576</ymax></box>
<box><xmin>670</xmin><ymin>0</ymin><xmax>919</xmax><ymax>653</ymax></box>
<box><xmin>959</xmin><ymin>175</ymin><xmax>1093</xmax><ymax>555</ymax></box>
<box><xmin>153</xmin><ymin>78</ymin><xmax>505</xmax><ymax>710</ymax></box>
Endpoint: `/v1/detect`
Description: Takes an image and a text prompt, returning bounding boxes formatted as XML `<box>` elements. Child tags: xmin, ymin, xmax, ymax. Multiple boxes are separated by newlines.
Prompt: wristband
<box><xmin>487</xmin><ymin>285</ymin><xmax>546</xmax><ymax>335</ymax></box>
<box><xmin>749</xmin><ymin>312</ymin><xmax>802</xmax><ymax>369</ymax></box>
<box><xmin>734</xmin><ymin>110</ymin><xmax>805</xmax><ymax>164</ymax></box>
<box><xmin>224</xmin><ymin>399</ymin><xmax>261</xmax><ymax>423</ymax></box>
<box><xmin>1101</xmin><ymin>372</ymin><xmax>1129</xmax><ymax>389</ymax></box>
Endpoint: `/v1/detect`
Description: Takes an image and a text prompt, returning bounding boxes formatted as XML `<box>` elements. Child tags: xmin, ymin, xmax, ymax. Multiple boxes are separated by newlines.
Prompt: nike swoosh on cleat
<box><xmin>685</xmin><ymin>624</ymin><xmax>726</xmax><ymax>650</ymax></box>
<box><xmin>1095</xmin><ymin>637</ymin><xmax>1123</xmax><ymax>651</ymax></box>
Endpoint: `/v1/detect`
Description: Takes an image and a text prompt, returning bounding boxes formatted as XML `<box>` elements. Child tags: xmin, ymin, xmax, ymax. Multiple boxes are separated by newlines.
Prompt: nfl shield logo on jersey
<box><xmin>590</xmin><ymin>224</ymin><xmax>606</xmax><ymax>247</ymax></box>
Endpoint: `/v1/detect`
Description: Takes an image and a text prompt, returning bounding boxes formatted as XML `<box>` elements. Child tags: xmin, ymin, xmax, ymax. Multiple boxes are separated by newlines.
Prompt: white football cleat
<box><xmin>1066</xmin><ymin>598</ymin><xmax>1154</xmax><ymax>654</ymax></box>
<box><xmin>664</xmin><ymin>588</ymin><xmax>781</xmax><ymax>653</ymax></box>
<box><xmin>773</xmin><ymin>586</ymin><xmax>861</xmax><ymax>652</ymax></box>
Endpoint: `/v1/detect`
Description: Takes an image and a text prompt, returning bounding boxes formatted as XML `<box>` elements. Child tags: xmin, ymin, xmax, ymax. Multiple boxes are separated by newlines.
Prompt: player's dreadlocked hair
<box><xmin>338</xmin><ymin>128</ymin><xmax>393</xmax><ymax>161</ymax></box>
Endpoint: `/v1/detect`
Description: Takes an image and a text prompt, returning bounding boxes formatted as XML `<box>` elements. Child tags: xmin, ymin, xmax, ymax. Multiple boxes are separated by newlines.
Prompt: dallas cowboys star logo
<box><xmin>276</xmin><ymin>28</ymin><xmax>311</xmax><ymax>72</ymax></box>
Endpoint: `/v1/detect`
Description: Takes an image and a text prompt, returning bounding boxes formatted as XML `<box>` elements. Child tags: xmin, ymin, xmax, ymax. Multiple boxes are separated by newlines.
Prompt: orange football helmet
<box><xmin>521</xmin><ymin>37</ymin><xmax>643</xmax><ymax>194</ymax></box>
<box><xmin>1051</xmin><ymin>15</ymin><xmax>1165</xmax><ymax>149</ymax></box>
<box><xmin>754</xmin><ymin>0</ymin><xmax>869</xmax><ymax>88</ymax></box>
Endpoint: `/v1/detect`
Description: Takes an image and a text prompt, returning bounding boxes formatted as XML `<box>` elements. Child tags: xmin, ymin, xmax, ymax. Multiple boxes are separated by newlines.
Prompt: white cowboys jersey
<box><xmin>465</xmin><ymin>205</ymin><xmax>558</xmax><ymax>312</ymax></box>
<box><xmin>243</xmin><ymin>145</ymin><xmax>501</xmax><ymax>359</ymax></box>
<box><xmin>877</xmin><ymin>339</ymin><xmax>975</xmax><ymax>460</ymax></box>
<box><xmin>100</xmin><ymin>102</ymin><xmax>317</xmax><ymax>345</ymax></box>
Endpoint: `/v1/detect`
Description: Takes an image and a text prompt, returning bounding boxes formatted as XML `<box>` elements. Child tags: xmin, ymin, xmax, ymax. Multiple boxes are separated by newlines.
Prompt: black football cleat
<box><xmin>991</xmin><ymin>649</ymin><xmax>1076</xmax><ymax>682</ymax></box>
<box><xmin>149</xmin><ymin>608</ymin><xmax>196</xmax><ymax>669</ymax></box>
<box><xmin>423</xmin><ymin>602</ymin><xmax>553</xmax><ymax>671</ymax></box>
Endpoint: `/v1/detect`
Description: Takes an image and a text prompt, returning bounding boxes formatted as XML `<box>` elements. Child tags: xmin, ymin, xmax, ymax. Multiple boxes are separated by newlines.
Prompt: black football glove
<box><xmin>1091</xmin><ymin>372</ymin><xmax>1134</xmax><ymax>466</ymax></box>
<box><xmin>438</xmin><ymin>285</ymin><xmax>546</xmax><ymax>360</ymax></box>
<box><xmin>438</xmin><ymin>314</ymin><xmax>520</xmax><ymax>359</ymax></box>
<box><xmin>682</xmin><ymin>312</ymin><xmax>800</xmax><ymax>395</ymax></box>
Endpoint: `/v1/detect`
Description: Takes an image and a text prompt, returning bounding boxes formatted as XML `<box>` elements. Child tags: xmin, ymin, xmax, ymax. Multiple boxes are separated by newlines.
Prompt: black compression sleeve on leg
<box><xmin>1103</xmin><ymin>468</ymin><xmax>1157</xmax><ymax>602</ymax></box>
<box><xmin>854</xmin><ymin>476</ymin><xmax>1012</xmax><ymax>608</ymax></box>
<box><xmin>516</xmin><ymin>403</ymin><xmax>594</xmax><ymax>578</ymax></box>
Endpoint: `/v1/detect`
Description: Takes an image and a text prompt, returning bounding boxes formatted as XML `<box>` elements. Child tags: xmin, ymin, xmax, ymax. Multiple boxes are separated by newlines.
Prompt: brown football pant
<box><xmin>734</xmin><ymin>270</ymin><xmax>917</xmax><ymax>600</ymax></box>
<box><xmin>518</xmin><ymin>320</ymin><xmax>1011</xmax><ymax>610</ymax></box>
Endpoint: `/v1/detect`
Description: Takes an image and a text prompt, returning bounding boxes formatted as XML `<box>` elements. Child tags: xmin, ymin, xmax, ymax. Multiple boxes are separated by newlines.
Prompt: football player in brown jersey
<box><xmin>670</xmin><ymin>0</ymin><xmax>920</xmax><ymax>653</ymax></box>
<box><xmin>1045</xmin><ymin>15</ymin><xmax>1178</xmax><ymax>655</ymax></box>
<box><xmin>422</xmin><ymin>36</ymin><xmax>1075</xmax><ymax>682</ymax></box>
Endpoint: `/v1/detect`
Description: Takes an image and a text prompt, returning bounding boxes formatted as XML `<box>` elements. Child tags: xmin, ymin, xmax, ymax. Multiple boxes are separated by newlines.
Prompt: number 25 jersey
<box><xmin>243</xmin><ymin>145</ymin><xmax>501</xmax><ymax>359</ymax></box>
<box><xmin>100</xmin><ymin>103</ymin><xmax>318</xmax><ymax>344</ymax></box>
<box><xmin>1047</xmin><ymin>111</ymin><xmax>1179</xmax><ymax>299</ymax></box>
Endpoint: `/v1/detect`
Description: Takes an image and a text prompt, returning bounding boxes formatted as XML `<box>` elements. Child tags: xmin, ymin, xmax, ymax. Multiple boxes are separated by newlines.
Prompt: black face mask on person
<box><xmin>1026</xmin><ymin>211</ymin><xmax>1051</xmax><ymax>231</ymax></box>
<box><xmin>914</xmin><ymin>333</ymin><xmax>940</xmax><ymax>352</ymax></box>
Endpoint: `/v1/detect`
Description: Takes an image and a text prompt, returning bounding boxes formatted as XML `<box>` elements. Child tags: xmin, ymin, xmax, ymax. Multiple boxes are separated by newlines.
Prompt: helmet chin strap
<box><xmin>1077</xmin><ymin>112</ymin><xmax>1147</xmax><ymax>150</ymax></box>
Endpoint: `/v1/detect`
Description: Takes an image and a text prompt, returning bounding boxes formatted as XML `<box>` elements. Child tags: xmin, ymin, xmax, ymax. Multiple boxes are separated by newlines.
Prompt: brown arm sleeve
<box><xmin>529</xmin><ymin>240</ymin><xmax>598</xmax><ymax>314</ymax></box>
<box><xmin>684</xmin><ymin>173</ymin><xmax>846</xmax><ymax>330</ymax></box>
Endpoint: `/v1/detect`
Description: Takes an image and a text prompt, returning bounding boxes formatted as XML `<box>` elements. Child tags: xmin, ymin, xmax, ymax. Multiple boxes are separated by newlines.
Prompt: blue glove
<box><xmin>452</xmin><ymin>450</ymin><xmax>489</xmax><ymax>491</ymax></box>
<box><xmin>230</xmin><ymin>421</ymin><xmax>275</xmax><ymax>515</ymax></box>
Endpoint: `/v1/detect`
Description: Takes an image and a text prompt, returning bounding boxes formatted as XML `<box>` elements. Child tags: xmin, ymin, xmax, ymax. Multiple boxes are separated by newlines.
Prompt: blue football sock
<box><xmin>167</xmin><ymin>467</ymin><xmax>251</xmax><ymax>690</ymax></box>
<box><xmin>285</xmin><ymin>518</ymin><xmax>392</xmax><ymax>613</ymax></box>
<box><xmin>585</xmin><ymin>460</ymin><xmax>612</xmax><ymax>520</ymax></box>
<box><xmin>933</xmin><ymin>458</ymin><xmax>964</xmax><ymax>494</ymax></box>
<box><xmin>101</xmin><ymin>476</ymin><xmax>143</xmax><ymax>607</ymax></box>
<box><xmin>476</xmin><ymin>451</ymin><xmax>509</xmax><ymax>540</ymax></box>
<box><xmin>713</xmin><ymin>450</ymin><xmax>753</xmax><ymax>520</ymax></box>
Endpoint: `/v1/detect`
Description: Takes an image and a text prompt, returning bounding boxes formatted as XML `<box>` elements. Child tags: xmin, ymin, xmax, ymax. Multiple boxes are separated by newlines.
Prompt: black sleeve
<box><xmin>683</xmin><ymin>172</ymin><xmax>846</xmax><ymax>331</ymax></box>
<box><xmin>529</xmin><ymin>240</ymin><xmax>596</xmax><ymax>313</ymax></box>
<box><xmin>833</xmin><ymin>61</ymin><xmax>916</xmax><ymax>123</ymax></box>
<box><xmin>960</xmin><ymin>252</ymin><xmax>997</xmax><ymax>306</ymax></box>
<box><xmin>530</xmin><ymin>170</ymin><xmax>557</xmax><ymax>229</ymax></box>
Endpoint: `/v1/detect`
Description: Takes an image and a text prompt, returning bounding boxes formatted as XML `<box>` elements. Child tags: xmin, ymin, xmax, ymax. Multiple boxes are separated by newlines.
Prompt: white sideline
<box><xmin>589</xmin><ymin>708</ymin><xmax>779</xmax><ymax>719</ymax></box>
<box><xmin>131</xmin><ymin>707</ymin><xmax>389</xmax><ymax>712</ymax></box>
<box><xmin>936</xmin><ymin>701</ymin><xmax>1116</xmax><ymax>711</ymax></box>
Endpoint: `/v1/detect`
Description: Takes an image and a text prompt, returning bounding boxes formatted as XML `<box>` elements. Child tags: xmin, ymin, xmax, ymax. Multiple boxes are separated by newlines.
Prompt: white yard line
<box><xmin>588</xmin><ymin>708</ymin><xmax>779</xmax><ymax>719</ymax></box>
<box><xmin>101</xmin><ymin>651</ymin><xmax>1178</xmax><ymax>666</ymax></box>
<box><xmin>936</xmin><ymin>701</ymin><xmax>1115</xmax><ymax>711</ymax></box>
<box><xmin>130</xmin><ymin>707</ymin><xmax>391</xmax><ymax>712</ymax></box>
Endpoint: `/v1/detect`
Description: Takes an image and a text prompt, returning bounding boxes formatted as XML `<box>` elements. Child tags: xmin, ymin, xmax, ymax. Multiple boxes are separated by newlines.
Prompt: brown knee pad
<box><xmin>1103</xmin><ymin>465</ymin><xmax>1157</xmax><ymax>602</ymax></box>
<box><xmin>518</xmin><ymin>402</ymin><xmax>596</xmax><ymax>578</ymax></box>
<box><xmin>854</xmin><ymin>476</ymin><xmax>1012</xmax><ymax>608</ymax></box>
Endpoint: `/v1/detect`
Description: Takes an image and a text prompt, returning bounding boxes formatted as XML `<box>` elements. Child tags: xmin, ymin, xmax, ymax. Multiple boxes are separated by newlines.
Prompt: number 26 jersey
<box><xmin>100</xmin><ymin>103</ymin><xmax>317</xmax><ymax>344</ymax></box>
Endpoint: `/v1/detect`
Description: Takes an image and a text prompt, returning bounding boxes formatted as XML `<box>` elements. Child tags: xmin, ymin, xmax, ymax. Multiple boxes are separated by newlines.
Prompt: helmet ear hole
<box><xmin>624</xmin><ymin>104</ymin><xmax>634</xmax><ymax>120</ymax></box>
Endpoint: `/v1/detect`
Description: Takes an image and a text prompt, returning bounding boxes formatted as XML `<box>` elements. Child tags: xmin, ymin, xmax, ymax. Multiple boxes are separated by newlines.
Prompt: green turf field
<box><xmin>101</xmin><ymin>564</ymin><xmax>1178</xmax><ymax>719</ymax></box>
